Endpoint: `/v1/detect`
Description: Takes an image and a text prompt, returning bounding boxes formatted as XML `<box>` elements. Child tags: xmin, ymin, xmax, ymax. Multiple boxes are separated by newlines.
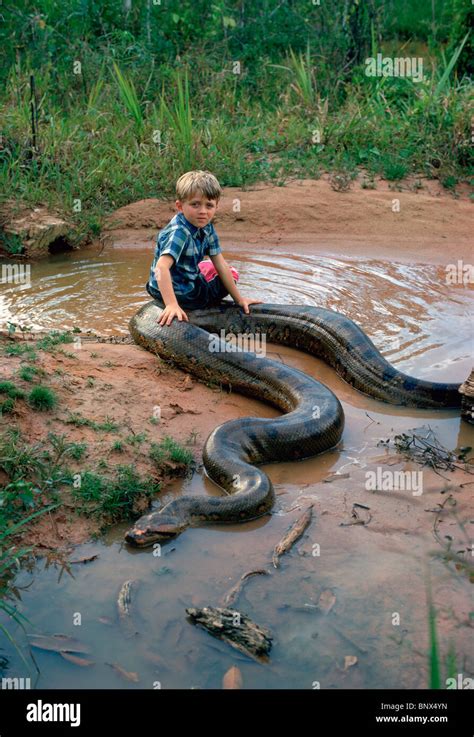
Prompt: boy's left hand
<box><xmin>237</xmin><ymin>297</ymin><xmax>264</xmax><ymax>314</ymax></box>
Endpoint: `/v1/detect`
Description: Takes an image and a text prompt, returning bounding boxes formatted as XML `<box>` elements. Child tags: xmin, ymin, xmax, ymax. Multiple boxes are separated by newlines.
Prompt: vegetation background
<box><xmin>0</xmin><ymin>0</ymin><xmax>472</xmax><ymax>246</ymax></box>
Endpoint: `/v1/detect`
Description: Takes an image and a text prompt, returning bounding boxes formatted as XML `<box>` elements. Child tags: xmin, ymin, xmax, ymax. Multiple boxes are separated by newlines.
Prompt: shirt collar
<box><xmin>176</xmin><ymin>211</ymin><xmax>210</xmax><ymax>237</ymax></box>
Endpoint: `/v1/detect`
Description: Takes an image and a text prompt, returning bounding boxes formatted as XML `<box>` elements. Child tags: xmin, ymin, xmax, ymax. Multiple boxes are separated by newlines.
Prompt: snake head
<box><xmin>125</xmin><ymin>511</ymin><xmax>186</xmax><ymax>547</ymax></box>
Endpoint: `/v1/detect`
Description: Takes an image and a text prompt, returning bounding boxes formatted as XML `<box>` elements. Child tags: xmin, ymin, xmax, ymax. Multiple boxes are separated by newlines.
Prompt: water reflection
<box><xmin>0</xmin><ymin>246</ymin><xmax>472</xmax><ymax>381</ymax></box>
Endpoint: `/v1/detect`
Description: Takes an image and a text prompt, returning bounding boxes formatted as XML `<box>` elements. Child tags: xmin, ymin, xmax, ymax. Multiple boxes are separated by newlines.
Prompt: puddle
<box><xmin>0</xmin><ymin>242</ymin><xmax>472</xmax><ymax>689</ymax></box>
<box><xmin>1</xmin><ymin>246</ymin><xmax>472</xmax><ymax>381</ymax></box>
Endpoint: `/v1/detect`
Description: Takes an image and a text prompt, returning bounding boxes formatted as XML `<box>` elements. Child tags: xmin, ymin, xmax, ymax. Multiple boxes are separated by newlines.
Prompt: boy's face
<box><xmin>176</xmin><ymin>192</ymin><xmax>219</xmax><ymax>229</ymax></box>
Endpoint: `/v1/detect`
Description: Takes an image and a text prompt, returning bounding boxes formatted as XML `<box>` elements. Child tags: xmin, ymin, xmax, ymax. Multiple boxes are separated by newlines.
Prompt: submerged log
<box><xmin>0</xmin><ymin>201</ymin><xmax>75</xmax><ymax>258</ymax></box>
<box><xmin>185</xmin><ymin>606</ymin><xmax>272</xmax><ymax>660</ymax></box>
<box><xmin>459</xmin><ymin>369</ymin><xmax>474</xmax><ymax>425</ymax></box>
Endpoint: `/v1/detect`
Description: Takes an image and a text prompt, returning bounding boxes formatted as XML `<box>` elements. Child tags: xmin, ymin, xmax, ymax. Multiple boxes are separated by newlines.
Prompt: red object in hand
<box><xmin>198</xmin><ymin>261</ymin><xmax>239</xmax><ymax>283</ymax></box>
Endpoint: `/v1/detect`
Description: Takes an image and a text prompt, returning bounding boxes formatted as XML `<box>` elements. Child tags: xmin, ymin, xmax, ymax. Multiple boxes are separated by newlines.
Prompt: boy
<box><xmin>146</xmin><ymin>170</ymin><xmax>263</xmax><ymax>326</ymax></box>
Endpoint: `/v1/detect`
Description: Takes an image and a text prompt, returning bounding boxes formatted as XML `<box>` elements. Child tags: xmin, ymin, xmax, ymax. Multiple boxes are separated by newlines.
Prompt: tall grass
<box><xmin>434</xmin><ymin>31</ymin><xmax>470</xmax><ymax>96</ymax></box>
<box><xmin>0</xmin><ymin>507</ymin><xmax>56</xmax><ymax>677</ymax></box>
<box><xmin>112</xmin><ymin>62</ymin><xmax>143</xmax><ymax>132</ymax></box>
<box><xmin>269</xmin><ymin>42</ymin><xmax>317</xmax><ymax>109</ymax></box>
<box><xmin>159</xmin><ymin>70</ymin><xmax>195</xmax><ymax>171</ymax></box>
<box><xmin>0</xmin><ymin>30</ymin><xmax>471</xmax><ymax>244</ymax></box>
<box><xmin>428</xmin><ymin>600</ymin><xmax>441</xmax><ymax>689</ymax></box>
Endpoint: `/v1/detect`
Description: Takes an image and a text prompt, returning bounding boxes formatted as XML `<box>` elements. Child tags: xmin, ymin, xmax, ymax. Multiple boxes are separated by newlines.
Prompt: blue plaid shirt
<box><xmin>148</xmin><ymin>212</ymin><xmax>222</xmax><ymax>297</ymax></box>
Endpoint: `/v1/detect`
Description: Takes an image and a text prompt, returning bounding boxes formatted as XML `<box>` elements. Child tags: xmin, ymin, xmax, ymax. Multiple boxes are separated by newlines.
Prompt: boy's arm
<box><xmin>210</xmin><ymin>253</ymin><xmax>263</xmax><ymax>314</ymax></box>
<box><xmin>155</xmin><ymin>255</ymin><xmax>189</xmax><ymax>326</ymax></box>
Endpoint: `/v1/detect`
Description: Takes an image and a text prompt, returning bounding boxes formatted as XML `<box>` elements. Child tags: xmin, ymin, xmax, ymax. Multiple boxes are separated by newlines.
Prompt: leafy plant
<box><xmin>150</xmin><ymin>436</ymin><xmax>194</xmax><ymax>466</ymax></box>
<box><xmin>434</xmin><ymin>32</ymin><xmax>470</xmax><ymax>97</ymax></box>
<box><xmin>159</xmin><ymin>70</ymin><xmax>194</xmax><ymax>168</ymax></box>
<box><xmin>112</xmin><ymin>62</ymin><xmax>143</xmax><ymax>131</ymax></box>
<box><xmin>18</xmin><ymin>365</ymin><xmax>43</xmax><ymax>382</ymax></box>
<box><xmin>27</xmin><ymin>386</ymin><xmax>58</xmax><ymax>411</ymax></box>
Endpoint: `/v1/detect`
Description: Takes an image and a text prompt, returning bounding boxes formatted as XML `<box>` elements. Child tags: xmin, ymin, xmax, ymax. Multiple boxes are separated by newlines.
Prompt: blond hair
<box><xmin>176</xmin><ymin>170</ymin><xmax>222</xmax><ymax>202</ymax></box>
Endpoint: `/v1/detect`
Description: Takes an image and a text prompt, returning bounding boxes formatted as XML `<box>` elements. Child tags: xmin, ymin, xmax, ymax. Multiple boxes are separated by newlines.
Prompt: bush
<box><xmin>27</xmin><ymin>386</ymin><xmax>58</xmax><ymax>411</ymax></box>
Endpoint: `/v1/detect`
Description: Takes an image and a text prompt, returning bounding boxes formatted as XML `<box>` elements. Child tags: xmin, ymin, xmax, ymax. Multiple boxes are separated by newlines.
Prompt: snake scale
<box><xmin>125</xmin><ymin>301</ymin><xmax>461</xmax><ymax>547</ymax></box>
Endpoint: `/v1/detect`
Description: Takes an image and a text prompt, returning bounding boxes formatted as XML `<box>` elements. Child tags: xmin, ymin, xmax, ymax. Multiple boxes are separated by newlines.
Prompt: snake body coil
<box><xmin>125</xmin><ymin>302</ymin><xmax>461</xmax><ymax>546</ymax></box>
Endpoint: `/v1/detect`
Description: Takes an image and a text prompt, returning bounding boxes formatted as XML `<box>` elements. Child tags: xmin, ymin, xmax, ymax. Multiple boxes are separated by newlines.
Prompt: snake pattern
<box><xmin>125</xmin><ymin>302</ymin><xmax>461</xmax><ymax>546</ymax></box>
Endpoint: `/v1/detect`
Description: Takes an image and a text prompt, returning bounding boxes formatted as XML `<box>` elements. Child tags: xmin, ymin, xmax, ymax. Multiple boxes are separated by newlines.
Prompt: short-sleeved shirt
<box><xmin>148</xmin><ymin>212</ymin><xmax>222</xmax><ymax>297</ymax></box>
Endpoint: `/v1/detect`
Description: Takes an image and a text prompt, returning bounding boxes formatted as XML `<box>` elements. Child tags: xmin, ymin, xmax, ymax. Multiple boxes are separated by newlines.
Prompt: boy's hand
<box><xmin>158</xmin><ymin>304</ymin><xmax>189</xmax><ymax>326</ymax></box>
<box><xmin>237</xmin><ymin>297</ymin><xmax>263</xmax><ymax>314</ymax></box>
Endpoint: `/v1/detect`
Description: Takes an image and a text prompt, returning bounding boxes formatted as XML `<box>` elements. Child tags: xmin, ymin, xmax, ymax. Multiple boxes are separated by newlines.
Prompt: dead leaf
<box><xmin>98</xmin><ymin>616</ymin><xmax>113</xmax><ymax>626</ymax></box>
<box><xmin>344</xmin><ymin>655</ymin><xmax>358</xmax><ymax>671</ymax></box>
<box><xmin>169</xmin><ymin>403</ymin><xmax>185</xmax><ymax>414</ymax></box>
<box><xmin>318</xmin><ymin>590</ymin><xmax>336</xmax><ymax>615</ymax></box>
<box><xmin>141</xmin><ymin>651</ymin><xmax>166</xmax><ymax>667</ymax></box>
<box><xmin>60</xmin><ymin>652</ymin><xmax>94</xmax><ymax>667</ymax></box>
<box><xmin>179</xmin><ymin>375</ymin><xmax>194</xmax><ymax>391</ymax></box>
<box><xmin>28</xmin><ymin>634</ymin><xmax>91</xmax><ymax>654</ymax></box>
<box><xmin>106</xmin><ymin>663</ymin><xmax>139</xmax><ymax>682</ymax></box>
<box><xmin>69</xmin><ymin>554</ymin><xmax>99</xmax><ymax>565</ymax></box>
<box><xmin>169</xmin><ymin>403</ymin><xmax>200</xmax><ymax>415</ymax></box>
<box><xmin>222</xmin><ymin>665</ymin><xmax>243</xmax><ymax>689</ymax></box>
<box><xmin>369</xmin><ymin>454</ymin><xmax>404</xmax><ymax>466</ymax></box>
<box><xmin>340</xmin><ymin>505</ymin><xmax>372</xmax><ymax>527</ymax></box>
<box><xmin>323</xmin><ymin>472</ymin><xmax>350</xmax><ymax>483</ymax></box>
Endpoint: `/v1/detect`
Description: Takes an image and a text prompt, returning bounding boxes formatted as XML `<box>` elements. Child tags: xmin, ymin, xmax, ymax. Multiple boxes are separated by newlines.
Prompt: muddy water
<box><xmin>0</xmin><ymin>245</ymin><xmax>472</xmax><ymax>381</ymax></box>
<box><xmin>1</xmin><ymin>242</ymin><xmax>473</xmax><ymax>689</ymax></box>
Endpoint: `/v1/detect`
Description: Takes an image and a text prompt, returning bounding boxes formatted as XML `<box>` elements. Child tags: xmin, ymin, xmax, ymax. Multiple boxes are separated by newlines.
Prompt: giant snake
<box><xmin>125</xmin><ymin>302</ymin><xmax>461</xmax><ymax>547</ymax></box>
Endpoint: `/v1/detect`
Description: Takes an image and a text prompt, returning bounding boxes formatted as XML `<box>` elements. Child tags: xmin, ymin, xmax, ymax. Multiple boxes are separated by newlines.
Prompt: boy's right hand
<box><xmin>158</xmin><ymin>304</ymin><xmax>189</xmax><ymax>326</ymax></box>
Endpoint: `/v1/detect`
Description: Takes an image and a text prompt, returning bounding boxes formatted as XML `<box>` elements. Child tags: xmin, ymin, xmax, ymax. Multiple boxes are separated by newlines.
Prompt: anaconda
<box><xmin>125</xmin><ymin>301</ymin><xmax>461</xmax><ymax>547</ymax></box>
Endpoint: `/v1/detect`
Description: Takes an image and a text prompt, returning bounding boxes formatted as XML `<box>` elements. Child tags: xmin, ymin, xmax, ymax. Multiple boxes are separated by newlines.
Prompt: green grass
<box><xmin>71</xmin><ymin>465</ymin><xmax>161</xmax><ymax>521</ymax></box>
<box><xmin>0</xmin><ymin>505</ymin><xmax>56</xmax><ymax>675</ymax></box>
<box><xmin>0</xmin><ymin>425</ymin><xmax>192</xmax><ymax>658</ymax></box>
<box><xmin>35</xmin><ymin>331</ymin><xmax>74</xmax><ymax>352</ymax></box>
<box><xmin>0</xmin><ymin>398</ymin><xmax>16</xmax><ymax>415</ymax></box>
<box><xmin>63</xmin><ymin>413</ymin><xmax>119</xmax><ymax>432</ymax></box>
<box><xmin>0</xmin><ymin>380</ymin><xmax>25</xmax><ymax>415</ymax></box>
<box><xmin>0</xmin><ymin>431</ymin><xmax>74</xmax><ymax>522</ymax></box>
<box><xmin>442</xmin><ymin>175</ymin><xmax>458</xmax><ymax>190</ymax></box>
<box><xmin>68</xmin><ymin>442</ymin><xmax>88</xmax><ymax>460</ymax></box>
<box><xmin>2</xmin><ymin>331</ymin><xmax>73</xmax><ymax>361</ymax></box>
<box><xmin>0</xmin><ymin>429</ymin><xmax>44</xmax><ymax>481</ymax></box>
<box><xmin>382</xmin><ymin>159</ymin><xmax>410</xmax><ymax>181</ymax></box>
<box><xmin>0</xmin><ymin>231</ymin><xmax>24</xmax><ymax>256</ymax></box>
<box><xmin>112</xmin><ymin>62</ymin><xmax>144</xmax><ymax>132</ymax></box>
<box><xmin>149</xmin><ymin>435</ymin><xmax>194</xmax><ymax>466</ymax></box>
<box><xmin>0</xmin><ymin>381</ymin><xmax>25</xmax><ymax>399</ymax></box>
<box><xmin>425</xmin><ymin>578</ymin><xmax>462</xmax><ymax>690</ymax></box>
<box><xmin>159</xmin><ymin>70</ymin><xmax>194</xmax><ymax>170</ymax></box>
<box><xmin>428</xmin><ymin>600</ymin><xmax>441</xmax><ymax>689</ymax></box>
<box><xmin>125</xmin><ymin>432</ymin><xmax>148</xmax><ymax>446</ymax></box>
<box><xmin>0</xmin><ymin>428</ymin><xmax>189</xmax><ymax>530</ymax></box>
<box><xmin>27</xmin><ymin>386</ymin><xmax>58</xmax><ymax>411</ymax></box>
<box><xmin>0</xmin><ymin>35</ymin><xmax>470</xmax><ymax>245</ymax></box>
<box><xmin>3</xmin><ymin>343</ymin><xmax>37</xmax><ymax>360</ymax></box>
<box><xmin>18</xmin><ymin>365</ymin><xmax>44</xmax><ymax>382</ymax></box>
